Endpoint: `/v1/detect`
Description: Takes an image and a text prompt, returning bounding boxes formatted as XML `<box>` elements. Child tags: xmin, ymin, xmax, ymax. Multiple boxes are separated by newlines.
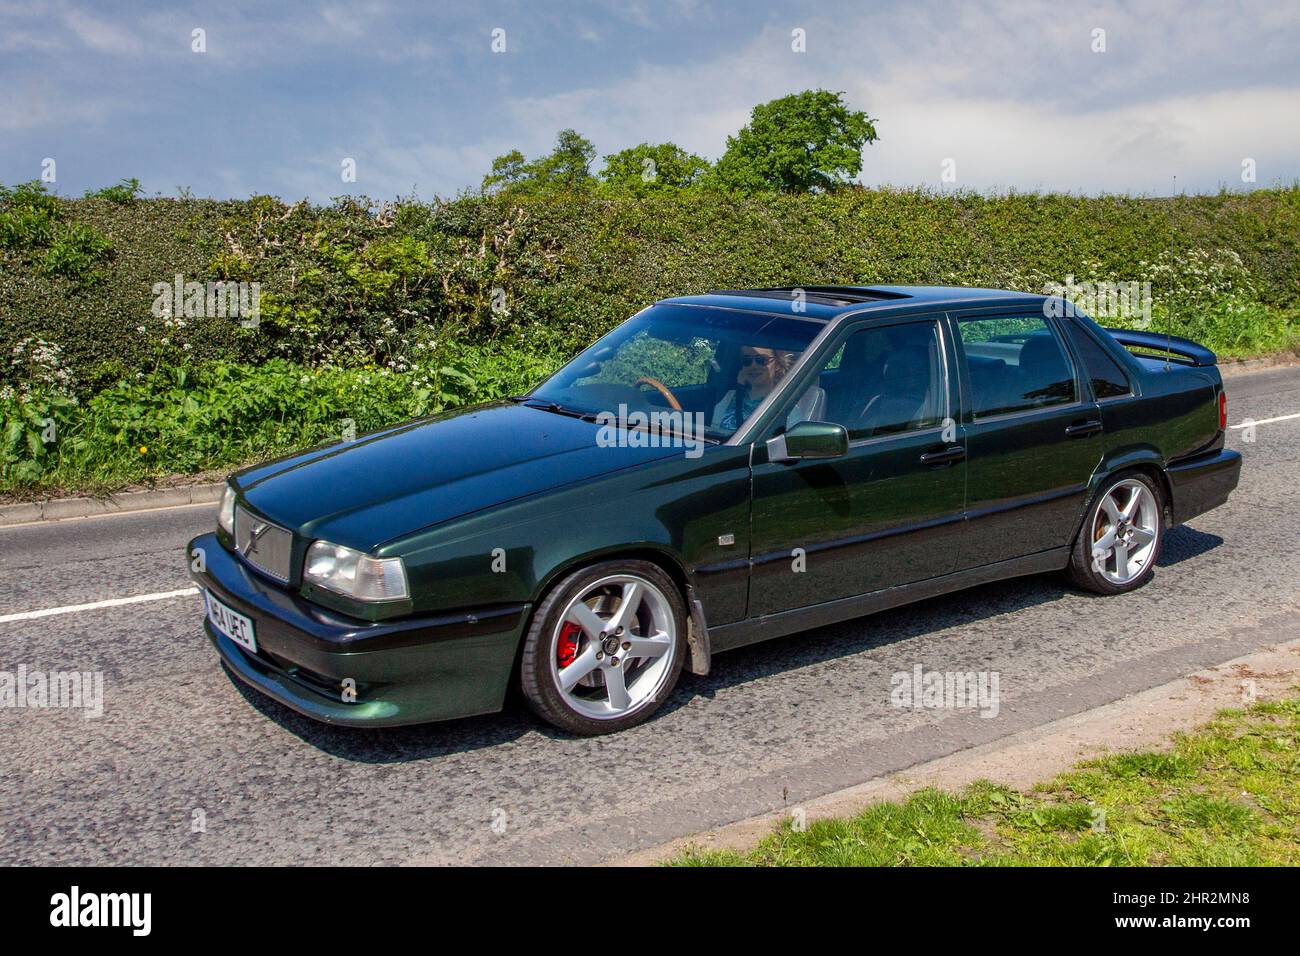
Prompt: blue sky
<box><xmin>2</xmin><ymin>0</ymin><xmax>1298</xmax><ymax>200</ymax></box>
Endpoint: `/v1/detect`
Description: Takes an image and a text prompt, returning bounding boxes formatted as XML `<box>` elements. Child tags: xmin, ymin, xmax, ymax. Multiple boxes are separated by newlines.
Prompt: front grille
<box><xmin>234</xmin><ymin>505</ymin><xmax>294</xmax><ymax>583</ymax></box>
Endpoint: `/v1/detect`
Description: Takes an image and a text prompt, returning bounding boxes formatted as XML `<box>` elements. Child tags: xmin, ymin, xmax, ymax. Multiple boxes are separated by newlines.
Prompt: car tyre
<box><xmin>520</xmin><ymin>560</ymin><xmax>686</xmax><ymax>735</ymax></box>
<box><xmin>1066</xmin><ymin>470</ymin><xmax>1166</xmax><ymax>595</ymax></box>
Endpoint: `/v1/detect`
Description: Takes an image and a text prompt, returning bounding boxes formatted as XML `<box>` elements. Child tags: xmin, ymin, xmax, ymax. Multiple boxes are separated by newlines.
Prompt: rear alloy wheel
<box><xmin>520</xmin><ymin>561</ymin><xmax>685</xmax><ymax>735</ymax></box>
<box><xmin>1067</xmin><ymin>473</ymin><xmax>1164</xmax><ymax>594</ymax></box>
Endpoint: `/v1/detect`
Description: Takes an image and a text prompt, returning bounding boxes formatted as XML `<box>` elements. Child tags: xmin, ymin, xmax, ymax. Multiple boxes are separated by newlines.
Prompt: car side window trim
<box><xmin>848</xmin><ymin>422</ymin><xmax>948</xmax><ymax>450</ymax></box>
<box><xmin>1045</xmin><ymin>314</ymin><xmax>1085</xmax><ymax>402</ymax></box>
<box><xmin>964</xmin><ymin>399</ymin><xmax>1089</xmax><ymax>427</ymax></box>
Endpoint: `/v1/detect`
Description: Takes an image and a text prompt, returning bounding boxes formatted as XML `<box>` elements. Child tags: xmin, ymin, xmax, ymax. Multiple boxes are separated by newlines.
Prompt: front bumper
<box><xmin>188</xmin><ymin>533</ymin><xmax>530</xmax><ymax>727</ymax></box>
<box><xmin>1167</xmin><ymin>447</ymin><xmax>1242</xmax><ymax>525</ymax></box>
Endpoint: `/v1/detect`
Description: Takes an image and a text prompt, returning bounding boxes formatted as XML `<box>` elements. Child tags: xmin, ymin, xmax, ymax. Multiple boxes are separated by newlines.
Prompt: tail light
<box><xmin>1219</xmin><ymin>391</ymin><xmax>1227</xmax><ymax>430</ymax></box>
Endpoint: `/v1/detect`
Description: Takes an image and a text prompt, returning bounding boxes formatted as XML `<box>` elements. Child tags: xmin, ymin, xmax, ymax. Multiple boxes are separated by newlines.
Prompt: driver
<box><xmin>712</xmin><ymin>346</ymin><xmax>821</xmax><ymax>432</ymax></box>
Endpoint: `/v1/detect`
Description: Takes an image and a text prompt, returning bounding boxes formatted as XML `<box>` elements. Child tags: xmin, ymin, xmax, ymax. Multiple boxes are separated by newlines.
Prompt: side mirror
<box><xmin>766</xmin><ymin>421</ymin><xmax>849</xmax><ymax>462</ymax></box>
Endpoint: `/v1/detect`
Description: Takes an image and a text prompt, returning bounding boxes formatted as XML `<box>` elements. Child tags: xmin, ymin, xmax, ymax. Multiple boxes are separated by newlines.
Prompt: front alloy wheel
<box><xmin>520</xmin><ymin>561</ymin><xmax>685</xmax><ymax>735</ymax></box>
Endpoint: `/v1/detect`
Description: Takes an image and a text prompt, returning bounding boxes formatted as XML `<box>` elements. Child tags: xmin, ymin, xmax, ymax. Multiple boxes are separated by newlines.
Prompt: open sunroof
<box><xmin>709</xmin><ymin>286</ymin><xmax>912</xmax><ymax>307</ymax></box>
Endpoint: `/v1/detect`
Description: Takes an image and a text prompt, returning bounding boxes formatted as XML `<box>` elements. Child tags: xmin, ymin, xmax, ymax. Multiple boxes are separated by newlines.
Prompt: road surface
<box><xmin>1</xmin><ymin>365</ymin><xmax>1297</xmax><ymax>865</ymax></box>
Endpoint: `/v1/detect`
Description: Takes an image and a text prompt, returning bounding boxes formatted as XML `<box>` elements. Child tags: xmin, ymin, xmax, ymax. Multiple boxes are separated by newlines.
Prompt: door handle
<box><xmin>919</xmin><ymin>445</ymin><xmax>966</xmax><ymax>465</ymax></box>
<box><xmin>1065</xmin><ymin>420</ymin><xmax>1102</xmax><ymax>437</ymax></box>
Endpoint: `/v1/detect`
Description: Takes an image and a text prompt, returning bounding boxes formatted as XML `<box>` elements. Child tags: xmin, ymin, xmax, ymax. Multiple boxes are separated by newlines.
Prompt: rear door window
<box><xmin>958</xmin><ymin>314</ymin><xmax>1076</xmax><ymax>418</ymax></box>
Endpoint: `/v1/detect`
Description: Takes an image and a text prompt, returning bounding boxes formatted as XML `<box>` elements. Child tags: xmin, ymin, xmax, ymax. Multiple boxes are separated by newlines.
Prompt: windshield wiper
<box><xmin>514</xmin><ymin>397</ymin><xmax>599</xmax><ymax>422</ymax></box>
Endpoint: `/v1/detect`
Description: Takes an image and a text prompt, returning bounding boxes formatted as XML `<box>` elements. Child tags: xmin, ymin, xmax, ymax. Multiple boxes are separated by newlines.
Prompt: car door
<box><xmin>748</xmin><ymin>315</ymin><xmax>966</xmax><ymax>616</ymax></box>
<box><xmin>952</xmin><ymin>310</ymin><xmax>1104</xmax><ymax>569</ymax></box>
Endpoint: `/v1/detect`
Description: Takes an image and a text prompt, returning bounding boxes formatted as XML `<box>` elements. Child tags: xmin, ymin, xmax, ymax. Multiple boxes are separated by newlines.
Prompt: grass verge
<box><xmin>670</xmin><ymin>696</ymin><xmax>1300</xmax><ymax>866</ymax></box>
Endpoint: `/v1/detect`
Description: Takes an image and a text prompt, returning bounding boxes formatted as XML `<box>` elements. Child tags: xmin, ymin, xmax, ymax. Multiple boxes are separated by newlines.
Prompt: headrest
<box><xmin>1019</xmin><ymin>333</ymin><xmax>1062</xmax><ymax>368</ymax></box>
<box><xmin>884</xmin><ymin>345</ymin><xmax>930</xmax><ymax>377</ymax></box>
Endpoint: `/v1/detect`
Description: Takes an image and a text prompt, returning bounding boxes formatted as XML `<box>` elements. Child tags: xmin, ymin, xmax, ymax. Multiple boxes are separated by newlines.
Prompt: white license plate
<box><xmin>204</xmin><ymin>590</ymin><xmax>258</xmax><ymax>653</ymax></box>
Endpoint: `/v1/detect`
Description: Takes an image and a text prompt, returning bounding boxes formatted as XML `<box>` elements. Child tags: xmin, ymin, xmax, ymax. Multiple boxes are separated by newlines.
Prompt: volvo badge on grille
<box><xmin>245</xmin><ymin>522</ymin><xmax>271</xmax><ymax>556</ymax></box>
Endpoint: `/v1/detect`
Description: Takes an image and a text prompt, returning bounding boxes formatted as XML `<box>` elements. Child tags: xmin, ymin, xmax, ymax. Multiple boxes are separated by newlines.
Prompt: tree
<box><xmin>482</xmin><ymin>130</ymin><xmax>597</xmax><ymax>194</ymax></box>
<box><xmin>712</xmin><ymin>89</ymin><xmax>878</xmax><ymax>193</ymax></box>
<box><xmin>600</xmin><ymin>142</ymin><xmax>712</xmax><ymax>194</ymax></box>
<box><xmin>537</xmin><ymin>129</ymin><xmax>597</xmax><ymax>188</ymax></box>
<box><xmin>481</xmin><ymin>150</ymin><xmax>529</xmax><ymax>192</ymax></box>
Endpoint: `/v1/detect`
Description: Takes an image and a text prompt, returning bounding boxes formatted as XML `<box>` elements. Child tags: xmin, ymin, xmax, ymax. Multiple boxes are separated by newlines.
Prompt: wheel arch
<box><xmin>513</xmin><ymin>544</ymin><xmax>712</xmax><ymax>681</ymax></box>
<box><xmin>532</xmin><ymin>544</ymin><xmax>693</xmax><ymax>605</ymax></box>
<box><xmin>1076</xmin><ymin>452</ymin><xmax>1175</xmax><ymax>547</ymax></box>
<box><xmin>1128</xmin><ymin>462</ymin><xmax>1175</xmax><ymax>520</ymax></box>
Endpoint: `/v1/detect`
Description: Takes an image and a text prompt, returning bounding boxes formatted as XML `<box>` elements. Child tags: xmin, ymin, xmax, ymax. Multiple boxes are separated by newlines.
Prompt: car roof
<box><xmin>658</xmin><ymin>285</ymin><xmax>1048</xmax><ymax>322</ymax></box>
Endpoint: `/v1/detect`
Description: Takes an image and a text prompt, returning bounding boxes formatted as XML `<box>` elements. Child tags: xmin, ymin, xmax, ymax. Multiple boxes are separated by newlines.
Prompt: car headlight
<box><xmin>303</xmin><ymin>540</ymin><xmax>409</xmax><ymax>602</ymax></box>
<box><xmin>217</xmin><ymin>483</ymin><xmax>237</xmax><ymax>536</ymax></box>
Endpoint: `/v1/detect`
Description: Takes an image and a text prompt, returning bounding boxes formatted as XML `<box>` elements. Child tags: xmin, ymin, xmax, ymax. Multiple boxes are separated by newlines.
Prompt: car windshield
<box><xmin>527</xmin><ymin>304</ymin><xmax>825</xmax><ymax>441</ymax></box>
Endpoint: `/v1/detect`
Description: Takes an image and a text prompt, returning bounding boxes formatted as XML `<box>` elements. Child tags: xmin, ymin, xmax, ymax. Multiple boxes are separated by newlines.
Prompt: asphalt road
<box><xmin>2</xmin><ymin>365</ymin><xmax>1297</xmax><ymax>866</ymax></box>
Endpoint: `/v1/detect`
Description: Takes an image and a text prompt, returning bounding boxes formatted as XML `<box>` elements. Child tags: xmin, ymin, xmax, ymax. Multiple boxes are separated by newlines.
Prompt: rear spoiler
<box><xmin>1102</xmin><ymin>328</ymin><xmax>1218</xmax><ymax>367</ymax></box>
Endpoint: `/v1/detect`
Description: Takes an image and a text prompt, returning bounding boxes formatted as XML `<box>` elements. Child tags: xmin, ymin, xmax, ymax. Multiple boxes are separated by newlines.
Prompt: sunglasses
<box><xmin>740</xmin><ymin>355</ymin><xmax>771</xmax><ymax>367</ymax></box>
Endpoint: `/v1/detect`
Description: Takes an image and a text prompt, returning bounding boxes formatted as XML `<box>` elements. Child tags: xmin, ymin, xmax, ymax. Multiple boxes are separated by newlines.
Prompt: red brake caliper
<box><xmin>557</xmin><ymin>622</ymin><xmax>582</xmax><ymax>668</ymax></box>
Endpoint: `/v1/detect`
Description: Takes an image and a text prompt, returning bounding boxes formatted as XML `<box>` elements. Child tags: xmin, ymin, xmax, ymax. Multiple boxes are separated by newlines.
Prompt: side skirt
<box><xmin>708</xmin><ymin>547</ymin><xmax>1071</xmax><ymax>654</ymax></box>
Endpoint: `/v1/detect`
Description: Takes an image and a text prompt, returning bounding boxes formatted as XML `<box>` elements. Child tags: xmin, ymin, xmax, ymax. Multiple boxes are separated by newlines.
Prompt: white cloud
<box><xmin>60</xmin><ymin>8</ymin><xmax>146</xmax><ymax>56</ymax></box>
<box><xmin>2</xmin><ymin>0</ymin><xmax>1296</xmax><ymax>198</ymax></box>
<box><xmin>865</xmin><ymin>87</ymin><xmax>1300</xmax><ymax>193</ymax></box>
<box><xmin>470</xmin><ymin>3</ymin><xmax>1300</xmax><ymax>196</ymax></box>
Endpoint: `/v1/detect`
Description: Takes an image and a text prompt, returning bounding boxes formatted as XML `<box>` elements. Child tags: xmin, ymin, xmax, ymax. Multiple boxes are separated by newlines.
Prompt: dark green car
<box><xmin>189</xmin><ymin>285</ymin><xmax>1241</xmax><ymax>735</ymax></box>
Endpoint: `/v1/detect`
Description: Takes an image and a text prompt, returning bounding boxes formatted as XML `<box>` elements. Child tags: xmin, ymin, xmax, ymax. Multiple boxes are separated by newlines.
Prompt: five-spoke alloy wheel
<box><xmin>1067</xmin><ymin>472</ymin><xmax>1165</xmax><ymax>594</ymax></box>
<box><xmin>520</xmin><ymin>560</ymin><xmax>685</xmax><ymax>735</ymax></box>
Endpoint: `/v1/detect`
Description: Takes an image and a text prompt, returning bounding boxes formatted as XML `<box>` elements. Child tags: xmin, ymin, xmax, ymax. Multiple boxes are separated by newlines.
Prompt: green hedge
<box><xmin>4</xmin><ymin>186</ymin><xmax>1299</xmax><ymax>384</ymax></box>
<box><xmin>2</xmin><ymin>184</ymin><xmax>1298</xmax><ymax>494</ymax></box>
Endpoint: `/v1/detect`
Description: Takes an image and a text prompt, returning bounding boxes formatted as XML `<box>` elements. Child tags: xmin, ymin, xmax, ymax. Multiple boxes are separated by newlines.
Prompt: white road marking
<box><xmin>1229</xmin><ymin>412</ymin><xmax>1300</xmax><ymax>428</ymax></box>
<box><xmin>0</xmin><ymin>587</ymin><xmax>200</xmax><ymax>624</ymax></box>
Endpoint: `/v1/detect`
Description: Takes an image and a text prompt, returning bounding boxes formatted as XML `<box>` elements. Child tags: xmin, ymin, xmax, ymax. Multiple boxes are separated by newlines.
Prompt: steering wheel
<box><xmin>635</xmin><ymin>377</ymin><xmax>683</xmax><ymax>411</ymax></box>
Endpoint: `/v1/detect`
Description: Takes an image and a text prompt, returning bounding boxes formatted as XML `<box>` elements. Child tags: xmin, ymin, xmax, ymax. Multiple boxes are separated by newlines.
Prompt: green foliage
<box><xmin>0</xmin><ymin>180</ymin><xmax>113</xmax><ymax>282</ymax></box>
<box><xmin>0</xmin><ymin>344</ymin><xmax>563</xmax><ymax>493</ymax></box>
<box><xmin>0</xmin><ymin>391</ymin><xmax>82</xmax><ymax>485</ymax></box>
<box><xmin>0</xmin><ymin>181</ymin><xmax>61</xmax><ymax>248</ymax></box>
<box><xmin>85</xmin><ymin>178</ymin><xmax>143</xmax><ymax>204</ymax></box>
<box><xmin>600</xmin><ymin>142</ymin><xmax>712</xmax><ymax>194</ymax></box>
<box><xmin>483</xmin><ymin>129</ymin><xmax>597</xmax><ymax>194</ymax></box>
<box><xmin>322</xmin><ymin>234</ymin><xmax>436</xmax><ymax>300</ymax></box>
<box><xmin>481</xmin><ymin>150</ymin><xmax>530</xmax><ymax>192</ymax></box>
<box><xmin>542</xmin><ymin>129</ymin><xmax>598</xmax><ymax>188</ymax></box>
<box><xmin>712</xmin><ymin>89</ymin><xmax>879</xmax><ymax>193</ymax></box>
<box><xmin>2</xmin><ymin>180</ymin><xmax>1298</xmax><ymax>491</ymax></box>
<box><xmin>40</xmin><ymin>222</ymin><xmax>113</xmax><ymax>279</ymax></box>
